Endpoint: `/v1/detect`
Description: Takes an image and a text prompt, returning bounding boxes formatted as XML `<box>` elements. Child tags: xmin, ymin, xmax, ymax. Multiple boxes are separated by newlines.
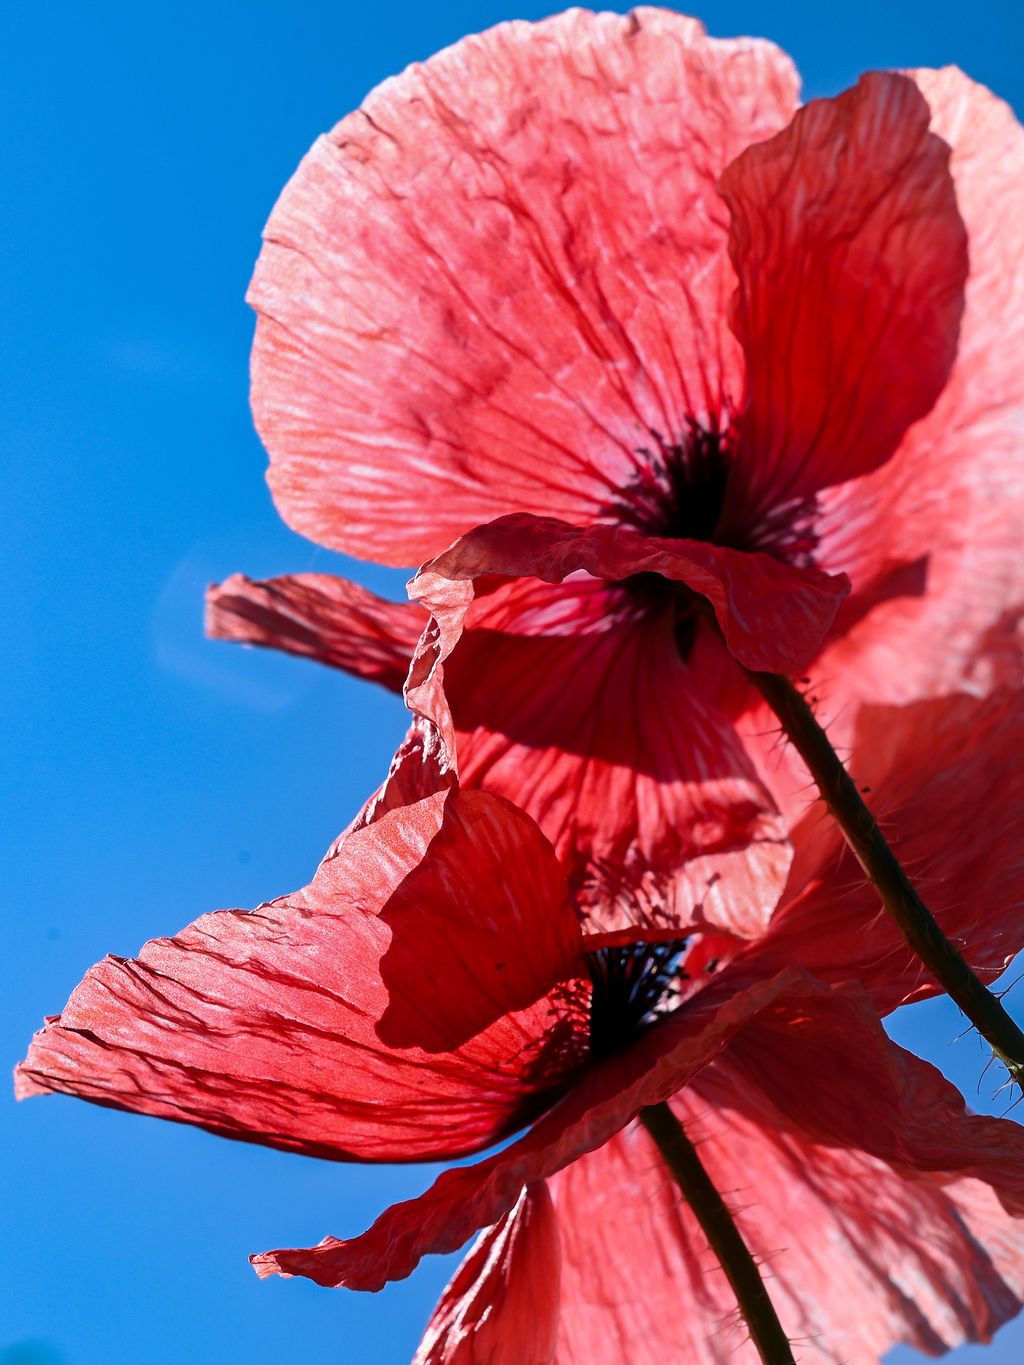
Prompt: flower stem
<box><xmin>748</xmin><ymin>668</ymin><xmax>1024</xmax><ymax>1084</ymax></box>
<box><xmin>639</xmin><ymin>1102</ymin><xmax>795</xmax><ymax>1365</ymax></box>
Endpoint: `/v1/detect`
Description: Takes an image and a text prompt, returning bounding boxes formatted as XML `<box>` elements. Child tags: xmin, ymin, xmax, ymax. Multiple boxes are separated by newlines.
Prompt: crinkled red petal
<box><xmin>342</xmin><ymin>718</ymin><xmax>456</xmax><ymax>836</ymax></box>
<box><xmin>16</xmin><ymin>789</ymin><xmax>585</xmax><ymax>1160</ymax></box>
<box><xmin>702</xmin><ymin>981</ymin><xmax>1024</xmax><ymax>1215</ymax></box>
<box><xmin>801</xmin><ymin>68</ymin><xmax>1024</xmax><ymax>710</ymax></box>
<box><xmin>745</xmin><ymin>690</ymin><xmax>1024</xmax><ymax>1013</ymax></box>
<box><xmin>249</xmin><ymin>9</ymin><xmax>797</xmax><ymax>563</ymax></box>
<box><xmin>549</xmin><ymin>1087</ymin><xmax>1024</xmax><ymax>1364</ymax></box>
<box><xmin>251</xmin><ymin>971</ymin><xmax>916</xmax><ymax>1290</ymax></box>
<box><xmin>413</xmin><ymin>1184</ymin><xmax>561</xmax><ymax>1365</ymax></box>
<box><xmin>414</xmin><ymin>515</ymin><xmax>848</xmax><ymax>674</ymax></box>
<box><xmin>407</xmin><ymin>526</ymin><xmax>799</xmax><ymax>937</ymax></box>
<box><xmin>205</xmin><ymin>572</ymin><xmax>427</xmax><ymax>694</ymax></box>
<box><xmin>445</xmin><ymin>600</ymin><xmax>787</xmax><ymax>939</ymax></box>
<box><xmin>410</xmin><ymin>979</ymin><xmax>1024</xmax><ymax>1362</ymax></box>
<box><xmin>720</xmin><ymin>71</ymin><xmax>966</xmax><ymax>522</ymax></box>
<box><xmin>734</xmin><ymin>71</ymin><xmax>1024</xmax><ymax>823</ymax></box>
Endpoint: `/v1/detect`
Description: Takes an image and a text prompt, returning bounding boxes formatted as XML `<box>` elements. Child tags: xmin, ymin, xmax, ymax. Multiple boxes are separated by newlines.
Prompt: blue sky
<box><xmin>3</xmin><ymin>2</ymin><xmax>1023</xmax><ymax>1362</ymax></box>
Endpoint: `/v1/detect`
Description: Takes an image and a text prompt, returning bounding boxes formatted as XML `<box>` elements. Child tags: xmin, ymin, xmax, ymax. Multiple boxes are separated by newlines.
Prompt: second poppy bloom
<box><xmin>18</xmin><ymin>688</ymin><xmax>1024</xmax><ymax>1362</ymax></box>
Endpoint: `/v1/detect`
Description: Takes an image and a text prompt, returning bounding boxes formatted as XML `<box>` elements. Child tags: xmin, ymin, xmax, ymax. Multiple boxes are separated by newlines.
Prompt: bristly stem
<box><xmin>639</xmin><ymin>1102</ymin><xmax>795</xmax><ymax>1365</ymax></box>
<box><xmin>749</xmin><ymin>668</ymin><xmax>1024</xmax><ymax>1085</ymax></box>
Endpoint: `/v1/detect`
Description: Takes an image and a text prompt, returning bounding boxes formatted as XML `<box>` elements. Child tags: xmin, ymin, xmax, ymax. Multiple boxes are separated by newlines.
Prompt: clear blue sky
<box><xmin>3</xmin><ymin>3</ymin><xmax>1023</xmax><ymax>1362</ymax></box>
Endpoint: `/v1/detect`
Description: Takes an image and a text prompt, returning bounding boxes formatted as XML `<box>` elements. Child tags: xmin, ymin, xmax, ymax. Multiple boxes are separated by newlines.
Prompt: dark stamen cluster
<box><xmin>586</xmin><ymin>939</ymin><xmax>689</xmax><ymax>1060</ymax></box>
<box><xmin>614</xmin><ymin>420</ymin><xmax>733</xmax><ymax>544</ymax></box>
<box><xmin>605</xmin><ymin>418</ymin><xmax>822</xmax><ymax>657</ymax></box>
<box><xmin>607</xmin><ymin>422</ymin><xmax>734</xmax><ymax>659</ymax></box>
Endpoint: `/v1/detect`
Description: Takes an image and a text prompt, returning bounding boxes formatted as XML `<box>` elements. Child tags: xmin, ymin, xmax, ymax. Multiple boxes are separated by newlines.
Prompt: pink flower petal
<box><xmin>735</xmin><ymin>71</ymin><xmax>1024</xmax><ymax>823</ymax></box>
<box><xmin>16</xmin><ymin>789</ymin><xmax>585</xmax><ymax>1160</ymax></box>
<box><xmin>742</xmin><ymin>690</ymin><xmax>1024</xmax><ymax>1013</ymax></box>
<box><xmin>908</xmin><ymin>67</ymin><xmax>1024</xmax><ymax>458</ymax></box>
<box><xmin>708</xmin><ymin>983</ymin><xmax>1024</xmax><ymax>1212</ymax></box>
<box><xmin>250</xmin><ymin>970</ymin><xmax>817</xmax><ymax>1288</ymax></box>
<box><xmin>256</xmin><ymin>970</ymin><xmax>1024</xmax><ymax>1354</ymax></box>
<box><xmin>804</xmin><ymin>67</ymin><xmax>1024</xmax><ymax>708</ymax></box>
<box><xmin>413</xmin><ymin>1184</ymin><xmax>561</xmax><ymax>1365</ymax></box>
<box><xmin>206</xmin><ymin>573</ymin><xmax>427</xmax><ymax>694</ymax></box>
<box><xmin>549</xmin><ymin>1089</ymin><xmax>1024</xmax><ymax>1364</ymax></box>
<box><xmin>720</xmin><ymin>71</ymin><xmax>967</xmax><ymax>522</ymax></box>
<box><xmin>249</xmin><ymin>10</ymin><xmax>797</xmax><ymax>563</ymax></box>
<box><xmin>369</xmin><ymin>790</ymin><xmax>583</xmax><ymax>1055</ymax></box>
<box><xmin>343</xmin><ymin>717</ymin><xmax>456</xmax><ymax>834</ymax></box>
<box><xmin>408</xmin><ymin>521</ymin><xmax>802</xmax><ymax>937</ymax></box>
<box><xmin>414</xmin><ymin>515</ymin><xmax>848</xmax><ymax>674</ymax></box>
<box><xmin>420</xmin><ymin>988</ymin><xmax>1024</xmax><ymax>1362</ymax></box>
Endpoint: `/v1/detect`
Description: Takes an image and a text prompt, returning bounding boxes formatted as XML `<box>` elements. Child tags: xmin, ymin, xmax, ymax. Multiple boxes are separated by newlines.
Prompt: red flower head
<box><xmin>211</xmin><ymin>10</ymin><xmax>1024</xmax><ymax>937</ymax></box>
<box><xmin>17</xmin><ymin>688</ymin><xmax>1024</xmax><ymax>1362</ymax></box>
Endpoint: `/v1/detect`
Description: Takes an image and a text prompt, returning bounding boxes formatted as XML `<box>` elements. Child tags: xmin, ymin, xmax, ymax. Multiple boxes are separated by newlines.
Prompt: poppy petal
<box><xmin>250</xmin><ymin>971</ymin><xmax>888</xmax><ymax>1290</ymax></box>
<box><xmin>721</xmin><ymin>71</ymin><xmax>967</xmax><ymax>521</ymax></box>
<box><xmin>800</xmin><ymin>67</ymin><xmax>1024</xmax><ymax>715</ymax></box>
<box><xmin>747</xmin><ymin>690</ymin><xmax>1024</xmax><ymax>1013</ymax></box>
<box><xmin>709</xmin><ymin>981</ymin><xmax>1024</xmax><ymax>1214</ymax></box>
<box><xmin>413</xmin><ymin>1184</ymin><xmax>561</xmax><ymax>1365</ymax></box>
<box><xmin>548</xmin><ymin>1091</ymin><xmax>1024</xmax><ymax>1364</ymax></box>
<box><xmin>414</xmin><ymin>514</ymin><xmax>849</xmax><ymax>674</ymax></box>
<box><xmin>408</xmin><ymin>536</ymin><xmax>795</xmax><ymax>938</ymax></box>
<box><xmin>907</xmin><ymin>67</ymin><xmax>1024</xmax><ymax>455</ymax></box>
<box><xmin>16</xmin><ymin>789</ymin><xmax>584</xmax><ymax>1159</ymax></box>
<box><xmin>342</xmin><ymin>717</ymin><xmax>456</xmax><ymax>835</ymax></box>
<box><xmin>249</xmin><ymin>9</ymin><xmax>798</xmax><ymax>563</ymax></box>
<box><xmin>206</xmin><ymin>573</ymin><xmax>427</xmax><ymax>694</ymax></box>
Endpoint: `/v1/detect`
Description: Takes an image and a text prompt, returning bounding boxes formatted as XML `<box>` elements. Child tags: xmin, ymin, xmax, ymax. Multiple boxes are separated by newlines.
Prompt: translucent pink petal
<box><xmin>250</xmin><ymin>969</ymin><xmax>821</xmax><ymax>1289</ymax></box>
<box><xmin>704</xmin><ymin>983</ymin><xmax>1024</xmax><ymax>1211</ymax></box>
<box><xmin>743</xmin><ymin>690</ymin><xmax>1024</xmax><ymax>1013</ymax></box>
<box><xmin>414</xmin><ymin>1185</ymin><xmax>561</xmax><ymax>1365</ymax></box>
<box><xmin>406</xmin><ymin>982</ymin><xmax>1024</xmax><ymax>1362</ymax></box>
<box><xmin>206</xmin><ymin>572</ymin><xmax>427</xmax><ymax>693</ymax></box>
<box><xmin>749</xmin><ymin>70</ymin><xmax>1024</xmax><ymax>810</ymax></box>
<box><xmin>249</xmin><ymin>10</ymin><xmax>798</xmax><ymax>563</ymax></box>
<box><xmin>259</xmin><ymin>970</ymin><xmax>1010</xmax><ymax>1294</ymax></box>
<box><xmin>414</xmin><ymin>515</ymin><xmax>849</xmax><ymax>674</ymax></box>
<box><xmin>721</xmin><ymin>71</ymin><xmax>966</xmax><ymax>521</ymax></box>
<box><xmin>342</xmin><ymin>717</ymin><xmax>456</xmax><ymax>835</ymax></box>
<box><xmin>407</xmin><ymin>526</ymin><xmax>797</xmax><ymax>937</ymax></box>
<box><xmin>907</xmin><ymin>68</ymin><xmax>1024</xmax><ymax>461</ymax></box>
<box><xmin>549</xmin><ymin>1087</ymin><xmax>1024</xmax><ymax>1365</ymax></box>
<box><xmin>447</xmin><ymin>607</ymin><xmax>786</xmax><ymax>938</ymax></box>
<box><xmin>16</xmin><ymin>789</ymin><xmax>585</xmax><ymax>1160</ymax></box>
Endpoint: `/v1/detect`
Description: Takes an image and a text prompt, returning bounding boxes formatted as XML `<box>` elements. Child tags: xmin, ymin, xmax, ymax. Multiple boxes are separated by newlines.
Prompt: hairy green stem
<box><xmin>639</xmin><ymin>1102</ymin><xmax>795</xmax><ymax>1365</ymax></box>
<box><xmin>749</xmin><ymin>668</ymin><xmax>1024</xmax><ymax>1084</ymax></box>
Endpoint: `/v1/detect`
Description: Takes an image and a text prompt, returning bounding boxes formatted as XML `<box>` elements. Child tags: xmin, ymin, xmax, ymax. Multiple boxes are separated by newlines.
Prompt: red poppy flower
<box><xmin>214</xmin><ymin>10</ymin><xmax>1024</xmax><ymax>933</ymax></box>
<box><xmin>17</xmin><ymin>688</ymin><xmax>1024</xmax><ymax>1362</ymax></box>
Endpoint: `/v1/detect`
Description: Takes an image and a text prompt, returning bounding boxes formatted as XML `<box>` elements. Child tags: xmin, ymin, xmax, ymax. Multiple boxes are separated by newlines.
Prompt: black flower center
<box><xmin>586</xmin><ymin>939</ymin><xmax>689</xmax><ymax>1060</ymax></box>
<box><xmin>604</xmin><ymin>420</ymin><xmax>820</xmax><ymax>658</ymax></box>
<box><xmin>614</xmin><ymin>421</ymin><xmax>734</xmax><ymax>544</ymax></box>
<box><xmin>606</xmin><ymin>423</ymin><xmax>734</xmax><ymax>657</ymax></box>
